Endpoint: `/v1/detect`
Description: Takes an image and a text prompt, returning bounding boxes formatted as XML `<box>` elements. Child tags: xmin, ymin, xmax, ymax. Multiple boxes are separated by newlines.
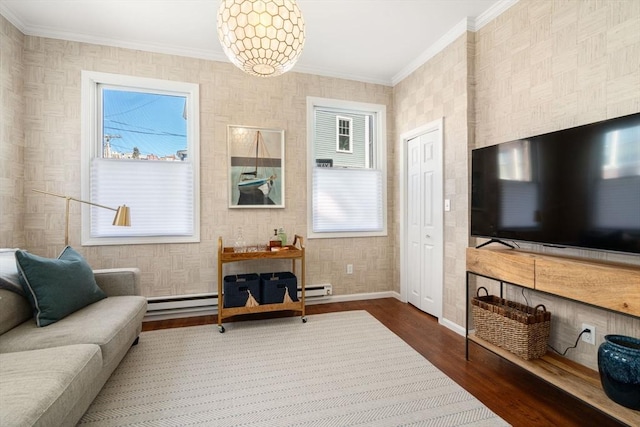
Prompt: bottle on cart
<box><xmin>234</xmin><ymin>227</ymin><xmax>246</xmax><ymax>253</ymax></box>
<box><xmin>277</xmin><ymin>227</ymin><xmax>287</xmax><ymax>246</ymax></box>
<box><xmin>269</xmin><ymin>228</ymin><xmax>282</xmax><ymax>249</ymax></box>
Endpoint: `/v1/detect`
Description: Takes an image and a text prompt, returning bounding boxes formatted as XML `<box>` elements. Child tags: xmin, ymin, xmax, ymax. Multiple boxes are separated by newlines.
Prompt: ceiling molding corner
<box><xmin>391</xmin><ymin>0</ymin><xmax>519</xmax><ymax>86</ymax></box>
<box><xmin>391</xmin><ymin>17</ymin><xmax>469</xmax><ymax>86</ymax></box>
<box><xmin>473</xmin><ymin>0</ymin><xmax>520</xmax><ymax>31</ymax></box>
<box><xmin>0</xmin><ymin>4</ymin><xmax>28</xmax><ymax>34</ymax></box>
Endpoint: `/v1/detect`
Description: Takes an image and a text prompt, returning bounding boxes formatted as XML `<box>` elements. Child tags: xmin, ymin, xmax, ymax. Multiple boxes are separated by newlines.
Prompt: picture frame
<box><xmin>228</xmin><ymin>125</ymin><xmax>285</xmax><ymax>208</ymax></box>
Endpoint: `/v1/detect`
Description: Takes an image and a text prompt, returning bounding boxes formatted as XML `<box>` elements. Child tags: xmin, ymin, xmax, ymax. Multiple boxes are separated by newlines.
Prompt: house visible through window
<box><xmin>337</xmin><ymin>116</ymin><xmax>352</xmax><ymax>153</ymax></box>
<box><xmin>307</xmin><ymin>97</ymin><xmax>387</xmax><ymax>238</ymax></box>
<box><xmin>81</xmin><ymin>71</ymin><xmax>200</xmax><ymax>245</ymax></box>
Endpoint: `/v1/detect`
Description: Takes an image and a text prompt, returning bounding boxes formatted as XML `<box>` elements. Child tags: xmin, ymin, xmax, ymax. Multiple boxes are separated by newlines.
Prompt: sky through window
<box><xmin>102</xmin><ymin>89</ymin><xmax>187</xmax><ymax>160</ymax></box>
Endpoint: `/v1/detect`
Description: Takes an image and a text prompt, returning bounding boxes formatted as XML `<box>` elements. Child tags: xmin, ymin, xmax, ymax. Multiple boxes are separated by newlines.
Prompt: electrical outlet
<box><xmin>581</xmin><ymin>323</ymin><xmax>596</xmax><ymax>345</ymax></box>
<box><xmin>346</xmin><ymin>264</ymin><xmax>353</xmax><ymax>274</ymax></box>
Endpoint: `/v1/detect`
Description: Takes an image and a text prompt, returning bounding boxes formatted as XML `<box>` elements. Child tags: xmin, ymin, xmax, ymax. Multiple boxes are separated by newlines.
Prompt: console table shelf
<box><xmin>465</xmin><ymin>247</ymin><xmax>640</xmax><ymax>426</ymax></box>
<box><xmin>217</xmin><ymin>235</ymin><xmax>306</xmax><ymax>332</ymax></box>
<box><xmin>468</xmin><ymin>334</ymin><xmax>640</xmax><ymax>426</ymax></box>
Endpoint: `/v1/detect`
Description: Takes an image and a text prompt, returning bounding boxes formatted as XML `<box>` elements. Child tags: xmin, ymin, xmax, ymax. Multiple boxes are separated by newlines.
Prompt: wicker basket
<box><xmin>471</xmin><ymin>287</ymin><xmax>551</xmax><ymax>360</ymax></box>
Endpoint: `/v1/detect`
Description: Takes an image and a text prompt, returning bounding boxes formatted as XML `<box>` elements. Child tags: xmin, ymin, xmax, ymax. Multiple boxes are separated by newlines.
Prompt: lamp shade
<box><xmin>217</xmin><ymin>0</ymin><xmax>306</xmax><ymax>77</ymax></box>
<box><xmin>112</xmin><ymin>205</ymin><xmax>131</xmax><ymax>227</ymax></box>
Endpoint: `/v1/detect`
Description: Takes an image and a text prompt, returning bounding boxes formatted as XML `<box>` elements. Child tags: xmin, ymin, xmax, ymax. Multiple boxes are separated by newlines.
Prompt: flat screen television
<box><xmin>471</xmin><ymin>113</ymin><xmax>640</xmax><ymax>255</ymax></box>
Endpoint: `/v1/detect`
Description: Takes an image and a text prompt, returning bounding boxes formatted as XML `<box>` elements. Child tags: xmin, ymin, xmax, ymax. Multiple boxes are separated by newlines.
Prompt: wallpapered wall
<box><xmin>393</xmin><ymin>33</ymin><xmax>475</xmax><ymax>328</ymax></box>
<box><xmin>0</xmin><ymin>15</ymin><xmax>25</xmax><ymax>248</ymax></box>
<box><xmin>393</xmin><ymin>0</ymin><xmax>639</xmax><ymax>370</ymax></box>
<box><xmin>473</xmin><ymin>0</ymin><xmax>640</xmax><ymax>370</ymax></box>
<box><xmin>0</xmin><ymin>13</ymin><xmax>394</xmax><ymax>299</ymax></box>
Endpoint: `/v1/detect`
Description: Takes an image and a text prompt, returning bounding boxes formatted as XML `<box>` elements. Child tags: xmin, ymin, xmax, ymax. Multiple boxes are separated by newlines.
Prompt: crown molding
<box><xmin>292</xmin><ymin>64</ymin><xmax>393</xmax><ymax>87</ymax></box>
<box><xmin>0</xmin><ymin>3</ymin><xmax>27</xmax><ymax>33</ymax></box>
<box><xmin>391</xmin><ymin>17</ymin><xmax>471</xmax><ymax>86</ymax></box>
<box><xmin>391</xmin><ymin>0</ymin><xmax>519</xmax><ymax>86</ymax></box>
<box><xmin>2</xmin><ymin>0</ymin><xmax>519</xmax><ymax>88</ymax></box>
<box><xmin>474</xmin><ymin>0</ymin><xmax>520</xmax><ymax>31</ymax></box>
<box><xmin>12</xmin><ymin>22</ymin><xmax>230</xmax><ymax>63</ymax></box>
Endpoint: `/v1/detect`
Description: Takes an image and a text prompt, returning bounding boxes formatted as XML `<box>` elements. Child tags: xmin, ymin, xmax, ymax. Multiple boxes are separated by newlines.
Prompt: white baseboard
<box><xmin>311</xmin><ymin>290</ymin><xmax>401</xmax><ymax>304</ymax></box>
<box><xmin>144</xmin><ymin>291</ymin><xmax>403</xmax><ymax>322</ymax></box>
<box><xmin>439</xmin><ymin>317</ymin><xmax>465</xmax><ymax>336</ymax></box>
<box><xmin>143</xmin><ymin>292</ymin><xmax>472</xmax><ymax>337</ymax></box>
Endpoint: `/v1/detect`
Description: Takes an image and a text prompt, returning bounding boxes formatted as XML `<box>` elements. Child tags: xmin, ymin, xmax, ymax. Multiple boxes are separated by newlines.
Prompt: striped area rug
<box><xmin>80</xmin><ymin>311</ymin><xmax>509</xmax><ymax>426</ymax></box>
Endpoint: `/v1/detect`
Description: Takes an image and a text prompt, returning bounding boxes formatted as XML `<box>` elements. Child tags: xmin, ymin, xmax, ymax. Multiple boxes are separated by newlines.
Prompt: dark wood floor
<box><xmin>143</xmin><ymin>298</ymin><xmax>625</xmax><ymax>427</ymax></box>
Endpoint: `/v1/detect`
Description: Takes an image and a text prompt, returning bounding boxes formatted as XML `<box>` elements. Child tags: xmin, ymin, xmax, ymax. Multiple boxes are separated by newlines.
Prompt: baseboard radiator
<box><xmin>145</xmin><ymin>284</ymin><xmax>332</xmax><ymax>321</ymax></box>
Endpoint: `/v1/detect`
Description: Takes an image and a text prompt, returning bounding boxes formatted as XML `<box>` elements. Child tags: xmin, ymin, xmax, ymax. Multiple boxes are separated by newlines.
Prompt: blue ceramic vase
<box><xmin>597</xmin><ymin>334</ymin><xmax>640</xmax><ymax>410</ymax></box>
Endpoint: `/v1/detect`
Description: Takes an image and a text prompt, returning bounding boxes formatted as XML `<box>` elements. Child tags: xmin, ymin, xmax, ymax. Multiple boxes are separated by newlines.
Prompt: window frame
<box><xmin>336</xmin><ymin>115</ymin><xmax>353</xmax><ymax>153</ymax></box>
<box><xmin>306</xmin><ymin>96</ymin><xmax>387</xmax><ymax>239</ymax></box>
<box><xmin>80</xmin><ymin>71</ymin><xmax>200</xmax><ymax>245</ymax></box>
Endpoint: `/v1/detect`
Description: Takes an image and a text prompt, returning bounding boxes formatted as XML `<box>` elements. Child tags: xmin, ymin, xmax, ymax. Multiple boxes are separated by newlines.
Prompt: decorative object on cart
<box><xmin>260</xmin><ymin>272</ymin><xmax>298</xmax><ymax>304</ymax></box>
<box><xmin>269</xmin><ymin>228</ymin><xmax>282</xmax><ymax>249</ymax></box>
<box><xmin>245</xmin><ymin>290</ymin><xmax>259</xmax><ymax>307</ymax></box>
<box><xmin>32</xmin><ymin>189</ymin><xmax>130</xmax><ymax>246</ymax></box>
<box><xmin>233</xmin><ymin>227</ymin><xmax>247</xmax><ymax>253</ymax></box>
<box><xmin>471</xmin><ymin>287</ymin><xmax>551</xmax><ymax>360</ymax></box>
<box><xmin>223</xmin><ymin>274</ymin><xmax>261</xmax><ymax>308</ymax></box>
<box><xmin>227</xmin><ymin>125</ymin><xmax>285</xmax><ymax>208</ymax></box>
<box><xmin>598</xmin><ymin>334</ymin><xmax>640</xmax><ymax>410</ymax></box>
<box><xmin>216</xmin><ymin>0</ymin><xmax>306</xmax><ymax>77</ymax></box>
<box><xmin>277</xmin><ymin>227</ymin><xmax>287</xmax><ymax>245</ymax></box>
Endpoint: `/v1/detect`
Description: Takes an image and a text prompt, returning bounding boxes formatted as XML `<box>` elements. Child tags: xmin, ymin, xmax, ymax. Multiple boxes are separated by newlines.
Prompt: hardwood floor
<box><xmin>142</xmin><ymin>298</ymin><xmax>625</xmax><ymax>427</ymax></box>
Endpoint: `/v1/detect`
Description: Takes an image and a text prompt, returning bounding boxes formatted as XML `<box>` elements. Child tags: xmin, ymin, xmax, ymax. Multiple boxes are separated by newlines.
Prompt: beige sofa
<box><xmin>0</xmin><ymin>268</ymin><xmax>147</xmax><ymax>426</ymax></box>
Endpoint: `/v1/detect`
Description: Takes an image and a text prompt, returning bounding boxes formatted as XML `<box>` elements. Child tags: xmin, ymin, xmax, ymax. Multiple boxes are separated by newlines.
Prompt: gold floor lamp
<box><xmin>33</xmin><ymin>189</ymin><xmax>131</xmax><ymax>246</ymax></box>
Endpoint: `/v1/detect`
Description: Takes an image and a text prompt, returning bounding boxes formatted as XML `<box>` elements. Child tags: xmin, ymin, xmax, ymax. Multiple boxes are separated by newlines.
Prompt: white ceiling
<box><xmin>0</xmin><ymin>0</ymin><xmax>516</xmax><ymax>86</ymax></box>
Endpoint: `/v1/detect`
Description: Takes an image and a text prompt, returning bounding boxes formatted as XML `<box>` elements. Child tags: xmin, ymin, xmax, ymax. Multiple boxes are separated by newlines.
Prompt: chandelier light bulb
<box><xmin>217</xmin><ymin>0</ymin><xmax>306</xmax><ymax>77</ymax></box>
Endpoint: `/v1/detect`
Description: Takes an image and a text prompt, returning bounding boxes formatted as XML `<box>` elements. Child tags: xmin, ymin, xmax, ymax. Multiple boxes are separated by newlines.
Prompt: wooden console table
<box><xmin>465</xmin><ymin>247</ymin><xmax>640</xmax><ymax>426</ymax></box>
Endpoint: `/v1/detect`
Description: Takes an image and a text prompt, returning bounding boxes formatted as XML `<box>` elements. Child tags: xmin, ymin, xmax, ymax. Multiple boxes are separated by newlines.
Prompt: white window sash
<box><xmin>81</xmin><ymin>71</ymin><xmax>200</xmax><ymax>245</ymax></box>
<box><xmin>307</xmin><ymin>97</ymin><xmax>387</xmax><ymax>239</ymax></box>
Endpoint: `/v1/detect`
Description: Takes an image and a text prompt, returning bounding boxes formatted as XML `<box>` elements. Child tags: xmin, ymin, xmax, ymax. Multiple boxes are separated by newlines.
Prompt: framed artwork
<box><xmin>228</xmin><ymin>125</ymin><xmax>285</xmax><ymax>208</ymax></box>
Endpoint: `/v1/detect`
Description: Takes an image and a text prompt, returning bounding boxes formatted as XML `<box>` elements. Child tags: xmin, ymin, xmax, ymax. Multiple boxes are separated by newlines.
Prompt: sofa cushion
<box><xmin>0</xmin><ymin>295</ymin><xmax>147</xmax><ymax>367</ymax></box>
<box><xmin>16</xmin><ymin>246</ymin><xmax>107</xmax><ymax>327</ymax></box>
<box><xmin>0</xmin><ymin>344</ymin><xmax>102</xmax><ymax>427</ymax></box>
<box><xmin>0</xmin><ymin>289</ymin><xmax>32</xmax><ymax>335</ymax></box>
<box><xmin>0</xmin><ymin>248</ymin><xmax>24</xmax><ymax>296</ymax></box>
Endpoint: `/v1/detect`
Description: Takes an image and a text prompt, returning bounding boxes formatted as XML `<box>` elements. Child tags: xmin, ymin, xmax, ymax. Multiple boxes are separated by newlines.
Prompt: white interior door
<box><xmin>405</xmin><ymin>128</ymin><xmax>443</xmax><ymax>318</ymax></box>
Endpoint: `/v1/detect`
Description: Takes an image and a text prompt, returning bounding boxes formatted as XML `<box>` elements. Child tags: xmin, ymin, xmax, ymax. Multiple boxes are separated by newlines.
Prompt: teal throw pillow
<box><xmin>15</xmin><ymin>246</ymin><xmax>107</xmax><ymax>327</ymax></box>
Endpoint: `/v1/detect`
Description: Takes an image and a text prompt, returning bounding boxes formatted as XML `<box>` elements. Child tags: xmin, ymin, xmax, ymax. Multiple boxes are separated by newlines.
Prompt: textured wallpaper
<box><xmin>394</xmin><ymin>33</ymin><xmax>474</xmax><ymax>327</ymax></box>
<box><xmin>473</xmin><ymin>0</ymin><xmax>640</xmax><ymax>370</ymax></box>
<box><xmin>5</xmin><ymin>29</ymin><xmax>394</xmax><ymax>299</ymax></box>
<box><xmin>393</xmin><ymin>0</ymin><xmax>639</xmax><ymax>370</ymax></box>
<box><xmin>0</xmin><ymin>15</ymin><xmax>25</xmax><ymax>248</ymax></box>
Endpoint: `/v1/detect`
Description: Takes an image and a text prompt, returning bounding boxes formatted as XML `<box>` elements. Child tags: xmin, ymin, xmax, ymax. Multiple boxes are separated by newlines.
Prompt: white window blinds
<box><xmin>312</xmin><ymin>167</ymin><xmax>383</xmax><ymax>232</ymax></box>
<box><xmin>91</xmin><ymin>159</ymin><xmax>194</xmax><ymax>237</ymax></box>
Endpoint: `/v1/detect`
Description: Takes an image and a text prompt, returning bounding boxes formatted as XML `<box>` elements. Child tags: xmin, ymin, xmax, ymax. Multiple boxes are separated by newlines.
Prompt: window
<box><xmin>336</xmin><ymin>116</ymin><xmax>352</xmax><ymax>153</ymax></box>
<box><xmin>594</xmin><ymin>126</ymin><xmax>640</xmax><ymax>229</ymax></box>
<box><xmin>498</xmin><ymin>140</ymin><xmax>532</xmax><ymax>181</ymax></box>
<box><xmin>307</xmin><ymin>97</ymin><xmax>387</xmax><ymax>238</ymax></box>
<box><xmin>81</xmin><ymin>71</ymin><xmax>200</xmax><ymax>245</ymax></box>
<box><xmin>498</xmin><ymin>140</ymin><xmax>539</xmax><ymax>229</ymax></box>
<box><xmin>602</xmin><ymin>127</ymin><xmax>640</xmax><ymax>179</ymax></box>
